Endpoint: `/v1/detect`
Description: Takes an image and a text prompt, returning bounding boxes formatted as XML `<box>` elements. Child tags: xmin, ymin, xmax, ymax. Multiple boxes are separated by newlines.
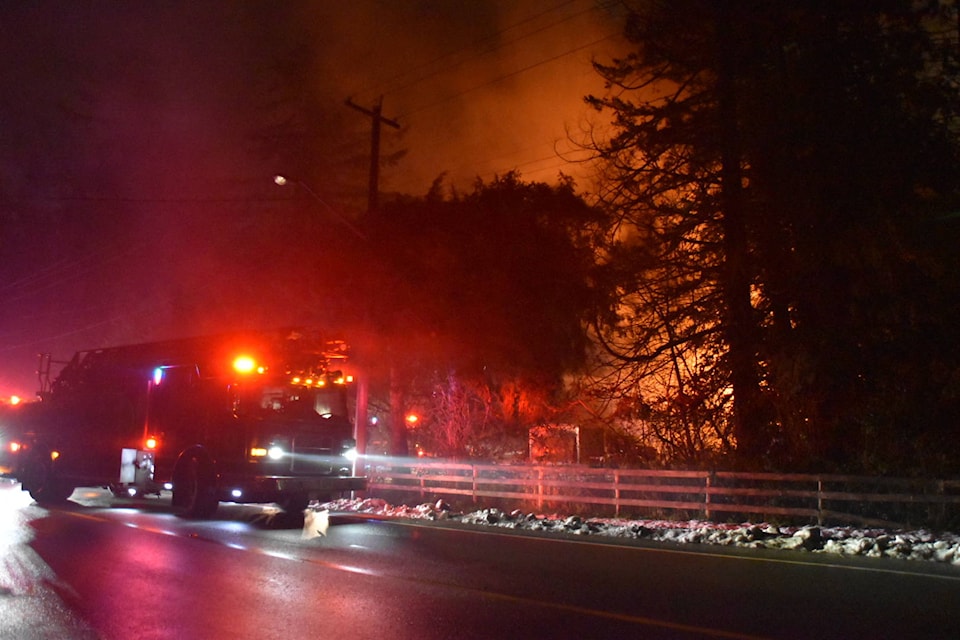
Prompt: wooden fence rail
<box><xmin>360</xmin><ymin>461</ymin><xmax>960</xmax><ymax>529</ymax></box>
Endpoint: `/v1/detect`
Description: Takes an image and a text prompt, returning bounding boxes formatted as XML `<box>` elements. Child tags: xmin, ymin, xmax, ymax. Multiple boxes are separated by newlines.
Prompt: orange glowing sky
<box><xmin>294</xmin><ymin>0</ymin><xmax>627</xmax><ymax>195</ymax></box>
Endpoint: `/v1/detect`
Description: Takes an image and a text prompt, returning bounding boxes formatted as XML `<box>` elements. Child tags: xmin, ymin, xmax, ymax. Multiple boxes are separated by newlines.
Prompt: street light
<box><xmin>273</xmin><ymin>175</ymin><xmax>367</xmax><ymax>241</ymax></box>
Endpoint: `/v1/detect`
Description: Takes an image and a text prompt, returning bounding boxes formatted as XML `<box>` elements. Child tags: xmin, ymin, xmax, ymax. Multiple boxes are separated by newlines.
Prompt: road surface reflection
<box><xmin>0</xmin><ymin>480</ymin><xmax>98</xmax><ymax>639</ymax></box>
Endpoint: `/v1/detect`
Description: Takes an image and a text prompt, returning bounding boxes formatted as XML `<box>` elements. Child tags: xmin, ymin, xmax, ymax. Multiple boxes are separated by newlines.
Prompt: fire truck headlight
<box><xmin>267</xmin><ymin>445</ymin><xmax>284</xmax><ymax>460</ymax></box>
<box><xmin>340</xmin><ymin>438</ymin><xmax>358</xmax><ymax>461</ymax></box>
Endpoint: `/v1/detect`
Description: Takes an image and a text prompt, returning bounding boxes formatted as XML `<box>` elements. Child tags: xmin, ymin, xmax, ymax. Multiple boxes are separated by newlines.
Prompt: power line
<box><xmin>352</xmin><ymin>0</ymin><xmax>581</xmax><ymax>101</ymax></box>
<box><xmin>397</xmin><ymin>32</ymin><xmax>619</xmax><ymax>120</ymax></box>
<box><xmin>378</xmin><ymin>5</ymin><xmax>621</xmax><ymax>179</ymax></box>
<box><xmin>343</xmin><ymin>1</ymin><xmax>624</xmax><ymax>189</ymax></box>
<box><xmin>389</xmin><ymin>27</ymin><xmax>615</xmax><ymax>184</ymax></box>
<box><xmin>383</xmin><ymin>2</ymin><xmax>603</xmax><ymax>101</ymax></box>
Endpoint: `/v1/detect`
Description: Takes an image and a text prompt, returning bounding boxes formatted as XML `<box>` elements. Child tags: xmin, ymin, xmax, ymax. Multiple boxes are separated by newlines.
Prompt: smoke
<box><xmin>0</xmin><ymin>1</ymin><xmax>625</xmax><ymax>395</ymax></box>
<box><xmin>293</xmin><ymin>0</ymin><xmax>624</xmax><ymax>195</ymax></box>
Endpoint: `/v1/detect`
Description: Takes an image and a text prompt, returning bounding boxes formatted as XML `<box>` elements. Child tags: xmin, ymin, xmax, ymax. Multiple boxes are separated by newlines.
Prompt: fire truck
<box><xmin>1</xmin><ymin>329</ymin><xmax>366</xmax><ymax>517</ymax></box>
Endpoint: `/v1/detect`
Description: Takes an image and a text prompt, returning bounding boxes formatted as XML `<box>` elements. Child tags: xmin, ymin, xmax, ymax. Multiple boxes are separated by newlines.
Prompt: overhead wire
<box><xmin>0</xmin><ymin>195</ymin><xmax>282</xmax><ymax>352</ymax></box>
<box><xmin>348</xmin><ymin>0</ymin><xmax>621</xmax><ymax>184</ymax></box>
<box><xmin>397</xmin><ymin>30</ymin><xmax>618</xmax><ymax>186</ymax></box>
<box><xmin>352</xmin><ymin>0</ymin><xmax>581</xmax><ymax>101</ymax></box>
<box><xmin>387</xmin><ymin>2</ymin><xmax>602</xmax><ymax>103</ymax></box>
<box><xmin>397</xmin><ymin>32</ymin><xmax>618</xmax><ymax>120</ymax></box>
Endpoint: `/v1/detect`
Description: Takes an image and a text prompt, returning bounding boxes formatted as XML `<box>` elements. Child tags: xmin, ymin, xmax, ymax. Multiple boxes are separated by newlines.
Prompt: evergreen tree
<box><xmin>585</xmin><ymin>0</ymin><xmax>960</xmax><ymax>471</ymax></box>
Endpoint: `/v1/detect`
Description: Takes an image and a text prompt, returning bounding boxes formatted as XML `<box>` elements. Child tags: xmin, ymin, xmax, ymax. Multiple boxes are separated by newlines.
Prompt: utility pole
<box><xmin>344</xmin><ymin>96</ymin><xmax>402</xmax><ymax>459</ymax></box>
<box><xmin>345</xmin><ymin>96</ymin><xmax>400</xmax><ymax>213</ymax></box>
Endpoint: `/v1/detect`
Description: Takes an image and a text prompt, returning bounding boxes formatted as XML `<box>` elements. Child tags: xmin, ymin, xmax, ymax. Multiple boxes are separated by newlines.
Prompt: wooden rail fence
<box><xmin>360</xmin><ymin>461</ymin><xmax>960</xmax><ymax>529</ymax></box>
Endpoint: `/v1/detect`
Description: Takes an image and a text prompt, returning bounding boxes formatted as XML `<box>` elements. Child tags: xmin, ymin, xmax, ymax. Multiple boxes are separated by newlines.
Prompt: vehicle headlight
<box><xmin>251</xmin><ymin>440</ymin><xmax>287</xmax><ymax>461</ymax></box>
<box><xmin>340</xmin><ymin>438</ymin><xmax>358</xmax><ymax>462</ymax></box>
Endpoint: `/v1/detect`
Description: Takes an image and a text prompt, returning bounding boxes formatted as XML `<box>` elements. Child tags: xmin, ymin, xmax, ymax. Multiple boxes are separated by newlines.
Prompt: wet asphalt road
<box><xmin>3</xmin><ymin>479</ymin><xmax>960</xmax><ymax>639</ymax></box>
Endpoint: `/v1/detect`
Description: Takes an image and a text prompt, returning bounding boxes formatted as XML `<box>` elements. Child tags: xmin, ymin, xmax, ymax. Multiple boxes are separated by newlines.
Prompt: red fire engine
<box><xmin>0</xmin><ymin>328</ymin><xmax>366</xmax><ymax>517</ymax></box>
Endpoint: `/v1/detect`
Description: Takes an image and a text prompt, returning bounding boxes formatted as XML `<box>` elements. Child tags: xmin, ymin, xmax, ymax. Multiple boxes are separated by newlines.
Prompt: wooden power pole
<box><xmin>344</xmin><ymin>97</ymin><xmax>402</xmax><ymax>458</ymax></box>
<box><xmin>345</xmin><ymin>96</ymin><xmax>400</xmax><ymax>213</ymax></box>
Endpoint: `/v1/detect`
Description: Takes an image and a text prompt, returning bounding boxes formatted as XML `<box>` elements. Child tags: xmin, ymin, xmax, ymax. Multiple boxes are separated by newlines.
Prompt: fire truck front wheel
<box><xmin>172</xmin><ymin>451</ymin><xmax>219</xmax><ymax>518</ymax></box>
<box><xmin>21</xmin><ymin>454</ymin><xmax>75</xmax><ymax>504</ymax></box>
<box><xmin>278</xmin><ymin>493</ymin><xmax>310</xmax><ymax>514</ymax></box>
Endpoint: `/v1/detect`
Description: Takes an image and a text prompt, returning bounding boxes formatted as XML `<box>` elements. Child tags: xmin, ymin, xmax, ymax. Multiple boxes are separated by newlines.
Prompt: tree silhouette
<box><xmin>333</xmin><ymin>173</ymin><xmax>602</xmax><ymax>457</ymax></box>
<box><xmin>585</xmin><ymin>0</ymin><xmax>960</xmax><ymax>471</ymax></box>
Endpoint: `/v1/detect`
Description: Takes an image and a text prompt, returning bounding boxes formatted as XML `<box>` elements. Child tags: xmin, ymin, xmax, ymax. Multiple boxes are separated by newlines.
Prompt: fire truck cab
<box><xmin>5</xmin><ymin>329</ymin><xmax>366</xmax><ymax>517</ymax></box>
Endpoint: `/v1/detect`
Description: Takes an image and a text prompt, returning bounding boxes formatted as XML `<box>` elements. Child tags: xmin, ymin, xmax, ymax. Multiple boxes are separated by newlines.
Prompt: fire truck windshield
<box><xmin>255</xmin><ymin>385</ymin><xmax>348</xmax><ymax>419</ymax></box>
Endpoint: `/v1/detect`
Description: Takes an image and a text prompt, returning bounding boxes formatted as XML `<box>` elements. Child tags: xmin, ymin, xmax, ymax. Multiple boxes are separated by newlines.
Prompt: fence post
<box><xmin>472</xmin><ymin>464</ymin><xmax>478</xmax><ymax>503</ymax></box>
<box><xmin>537</xmin><ymin>467</ymin><xmax>544</xmax><ymax>511</ymax></box>
<box><xmin>817</xmin><ymin>476</ymin><xmax>823</xmax><ymax>526</ymax></box>
<box><xmin>705</xmin><ymin>472</ymin><xmax>713</xmax><ymax>521</ymax></box>
<box><xmin>614</xmin><ymin>469</ymin><xmax>621</xmax><ymax>518</ymax></box>
<box><xmin>937</xmin><ymin>479</ymin><xmax>945</xmax><ymax>528</ymax></box>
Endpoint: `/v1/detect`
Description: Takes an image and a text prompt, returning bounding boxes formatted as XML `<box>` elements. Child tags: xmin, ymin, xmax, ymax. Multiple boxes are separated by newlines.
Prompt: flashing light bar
<box><xmin>288</xmin><ymin>373</ymin><xmax>353</xmax><ymax>387</ymax></box>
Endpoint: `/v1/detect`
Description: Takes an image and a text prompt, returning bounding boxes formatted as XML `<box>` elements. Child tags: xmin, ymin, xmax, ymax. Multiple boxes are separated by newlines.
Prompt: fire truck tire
<box><xmin>278</xmin><ymin>493</ymin><xmax>310</xmax><ymax>513</ymax></box>
<box><xmin>30</xmin><ymin>481</ymin><xmax>75</xmax><ymax>504</ymax></box>
<box><xmin>172</xmin><ymin>453</ymin><xmax>219</xmax><ymax>518</ymax></box>
<box><xmin>22</xmin><ymin>454</ymin><xmax>74</xmax><ymax>504</ymax></box>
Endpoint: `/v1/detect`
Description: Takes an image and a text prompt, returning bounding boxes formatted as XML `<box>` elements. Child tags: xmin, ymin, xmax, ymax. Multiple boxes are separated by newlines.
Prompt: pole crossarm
<box><xmin>345</xmin><ymin>97</ymin><xmax>401</xmax><ymax>130</ymax></box>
